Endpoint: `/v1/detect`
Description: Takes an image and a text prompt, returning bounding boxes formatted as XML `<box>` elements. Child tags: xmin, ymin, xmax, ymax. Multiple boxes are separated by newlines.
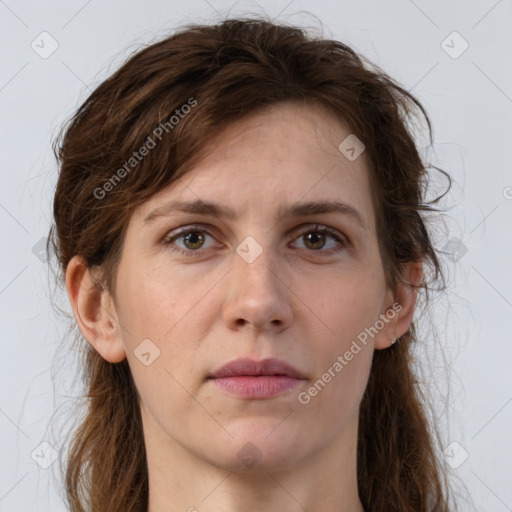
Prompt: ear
<box><xmin>65</xmin><ymin>255</ymin><xmax>126</xmax><ymax>363</ymax></box>
<box><xmin>374</xmin><ymin>260</ymin><xmax>423</xmax><ymax>350</ymax></box>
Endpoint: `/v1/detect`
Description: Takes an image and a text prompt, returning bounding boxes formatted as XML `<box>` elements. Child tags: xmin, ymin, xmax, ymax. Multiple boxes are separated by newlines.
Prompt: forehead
<box><xmin>134</xmin><ymin>101</ymin><xmax>375</xmax><ymax>233</ymax></box>
<box><xmin>196</xmin><ymin>101</ymin><xmax>358</xmax><ymax>171</ymax></box>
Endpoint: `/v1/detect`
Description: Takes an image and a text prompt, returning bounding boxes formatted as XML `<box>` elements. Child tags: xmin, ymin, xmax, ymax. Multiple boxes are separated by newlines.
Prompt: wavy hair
<box><xmin>49</xmin><ymin>15</ymin><xmax>458</xmax><ymax>511</ymax></box>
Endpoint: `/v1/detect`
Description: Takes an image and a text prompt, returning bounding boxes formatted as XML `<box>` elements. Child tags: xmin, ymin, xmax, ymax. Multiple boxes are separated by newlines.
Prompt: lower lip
<box><xmin>209</xmin><ymin>376</ymin><xmax>303</xmax><ymax>398</ymax></box>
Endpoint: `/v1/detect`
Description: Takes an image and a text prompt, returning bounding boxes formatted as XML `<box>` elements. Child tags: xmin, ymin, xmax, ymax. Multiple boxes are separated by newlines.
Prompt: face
<box><xmin>109</xmin><ymin>101</ymin><xmax>394</xmax><ymax>473</ymax></box>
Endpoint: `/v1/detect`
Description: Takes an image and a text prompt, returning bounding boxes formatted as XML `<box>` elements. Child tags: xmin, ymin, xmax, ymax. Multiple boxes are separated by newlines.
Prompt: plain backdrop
<box><xmin>0</xmin><ymin>1</ymin><xmax>511</xmax><ymax>510</ymax></box>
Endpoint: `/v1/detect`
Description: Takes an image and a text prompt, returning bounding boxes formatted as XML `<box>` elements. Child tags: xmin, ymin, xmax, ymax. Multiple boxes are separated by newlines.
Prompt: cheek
<box><xmin>114</xmin><ymin>267</ymin><xmax>210</xmax><ymax>400</ymax></box>
<box><xmin>315</xmin><ymin>266</ymin><xmax>386</xmax><ymax>340</ymax></box>
<box><xmin>296</xmin><ymin>335</ymin><xmax>373</xmax><ymax>446</ymax></box>
<box><xmin>116</xmin><ymin>265</ymin><xmax>193</xmax><ymax>344</ymax></box>
<box><xmin>302</xmin><ymin>265</ymin><xmax>383</xmax><ymax>404</ymax></box>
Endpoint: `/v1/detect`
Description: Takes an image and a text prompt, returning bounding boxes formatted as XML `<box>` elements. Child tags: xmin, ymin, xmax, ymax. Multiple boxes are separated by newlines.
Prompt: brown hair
<box><xmin>49</xmin><ymin>15</ymin><xmax>459</xmax><ymax>512</ymax></box>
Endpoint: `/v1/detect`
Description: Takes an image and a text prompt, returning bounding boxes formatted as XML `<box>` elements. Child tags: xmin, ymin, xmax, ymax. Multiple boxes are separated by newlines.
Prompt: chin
<box><xmin>200</xmin><ymin>424</ymin><xmax>308</xmax><ymax>473</ymax></box>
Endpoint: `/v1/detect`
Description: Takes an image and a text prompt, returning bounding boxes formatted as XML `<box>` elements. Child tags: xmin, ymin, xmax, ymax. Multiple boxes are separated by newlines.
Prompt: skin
<box><xmin>66</xmin><ymin>101</ymin><xmax>422</xmax><ymax>512</ymax></box>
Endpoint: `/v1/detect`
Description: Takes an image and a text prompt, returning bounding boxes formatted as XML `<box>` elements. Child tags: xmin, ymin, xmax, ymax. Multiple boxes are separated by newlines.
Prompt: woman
<box><xmin>49</xmin><ymin>16</ymin><xmax>458</xmax><ymax>512</ymax></box>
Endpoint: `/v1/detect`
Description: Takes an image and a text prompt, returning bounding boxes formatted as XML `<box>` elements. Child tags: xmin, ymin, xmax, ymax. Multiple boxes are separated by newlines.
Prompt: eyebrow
<box><xmin>143</xmin><ymin>199</ymin><xmax>366</xmax><ymax>229</ymax></box>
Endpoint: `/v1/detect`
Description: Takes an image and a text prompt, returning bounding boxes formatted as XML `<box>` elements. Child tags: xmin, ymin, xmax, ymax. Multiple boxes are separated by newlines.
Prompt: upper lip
<box><xmin>209</xmin><ymin>357</ymin><xmax>306</xmax><ymax>379</ymax></box>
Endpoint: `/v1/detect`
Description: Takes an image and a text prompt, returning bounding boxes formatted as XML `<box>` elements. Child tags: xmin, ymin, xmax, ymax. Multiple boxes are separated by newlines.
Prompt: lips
<box><xmin>209</xmin><ymin>357</ymin><xmax>305</xmax><ymax>380</ymax></box>
<box><xmin>208</xmin><ymin>357</ymin><xmax>306</xmax><ymax>399</ymax></box>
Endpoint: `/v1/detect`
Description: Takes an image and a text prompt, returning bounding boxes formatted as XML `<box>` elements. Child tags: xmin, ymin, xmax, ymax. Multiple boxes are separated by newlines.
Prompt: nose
<box><xmin>221</xmin><ymin>241</ymin><xmax>293</xmax><ymax>333</ymax></box>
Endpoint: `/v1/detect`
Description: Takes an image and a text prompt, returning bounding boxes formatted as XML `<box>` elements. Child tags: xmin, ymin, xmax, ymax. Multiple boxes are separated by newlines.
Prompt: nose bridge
<box><xmin>234</xmin><ymin>232</ymin><xmax>278</xmax><ymax>293</ymax></box>
<box><xmin>222</xmin><ymin>231</ymin><xmax>292</xmax><ymax>331</ymax></box>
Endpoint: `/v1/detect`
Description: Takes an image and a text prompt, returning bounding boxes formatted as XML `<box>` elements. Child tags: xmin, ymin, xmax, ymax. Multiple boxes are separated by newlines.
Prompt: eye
<box><xmin>163</xmin><ymin>225</ymin><xmax>218</xmax><ymax>256</ymax></box>
<box><xmin>291</xmin><ymin>224</ymin><xmax>346</xmax><ymax>254</ymax></box>
<box><xmin>163</xmin><ymin>223</ymin><xmax>346</xmax><ymax>257</ymax></box>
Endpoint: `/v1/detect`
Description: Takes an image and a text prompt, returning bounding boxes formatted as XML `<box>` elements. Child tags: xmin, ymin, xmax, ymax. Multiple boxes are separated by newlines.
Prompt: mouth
<box><xmin>207</xmin><ymin>357</ymin><xmax>306</xmax><ymax>399</ymax></box>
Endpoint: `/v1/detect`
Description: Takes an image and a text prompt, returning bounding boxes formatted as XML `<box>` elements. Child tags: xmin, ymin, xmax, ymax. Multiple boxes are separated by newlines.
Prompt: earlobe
<box><xmin>65</xmin><ymin>255</ymin><xmax>126</xmax><ymax>363</ymax></box>
<box><xmin>374</xmin><ymin>260</ymin><xmax>423</xmax><ymax>350</ymax></box>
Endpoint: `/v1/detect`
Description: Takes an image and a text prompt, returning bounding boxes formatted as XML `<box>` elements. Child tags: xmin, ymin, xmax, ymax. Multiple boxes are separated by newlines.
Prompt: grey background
<box><xmin>1</xmin><ymin>0</ymin><xmax>511</xmax><ymax>510</ymax></box>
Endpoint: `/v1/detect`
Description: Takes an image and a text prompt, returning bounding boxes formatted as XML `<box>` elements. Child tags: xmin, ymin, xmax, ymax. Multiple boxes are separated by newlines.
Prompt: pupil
<box><xmin>185</xmin><ymin>232</ymin><xmax>203</xmax><ymax>249</ymax></box>
<box><xmin>307</xmin><ymin>233</ymin><xmax>324</xmax><ymax>249</ymax></box>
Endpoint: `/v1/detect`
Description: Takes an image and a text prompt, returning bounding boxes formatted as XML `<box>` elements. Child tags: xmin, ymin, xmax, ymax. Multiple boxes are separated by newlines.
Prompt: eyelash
<box><xmin>162</xmin><ymin>224</ymin><xmax>347</xmax><ymax>257</ymax></box>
